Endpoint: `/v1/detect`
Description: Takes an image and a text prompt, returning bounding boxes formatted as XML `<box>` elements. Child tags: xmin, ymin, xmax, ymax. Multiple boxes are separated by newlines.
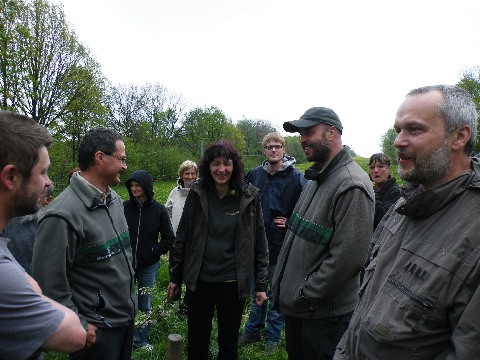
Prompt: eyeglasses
<box><xmin>265</xmin><ymin>145</ymin><xmax>283</xmax><ymax>151</ymax></box>
<box><xmin>105</xmin><ymin>153</ymin><xmax>127</xmax><ymax>164</ymax></box>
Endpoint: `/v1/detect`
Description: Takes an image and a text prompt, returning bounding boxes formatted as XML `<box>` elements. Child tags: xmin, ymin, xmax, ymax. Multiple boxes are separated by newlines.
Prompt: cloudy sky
<box><xmin>55</xmin><ymin>0</ymin><xmax>480</xmax><ymax>157</ymax></box>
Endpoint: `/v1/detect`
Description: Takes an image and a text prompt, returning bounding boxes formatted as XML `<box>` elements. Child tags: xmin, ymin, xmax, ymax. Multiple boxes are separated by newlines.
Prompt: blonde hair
<box><xmin>178</xmin><ymin>160</ymin><xmax>198</xmax><ymax>178</ymax></box>
<box><xmin>262</xmin><ymin>132</ymin><xmax>285</xmax><ymax>147</ymax></box>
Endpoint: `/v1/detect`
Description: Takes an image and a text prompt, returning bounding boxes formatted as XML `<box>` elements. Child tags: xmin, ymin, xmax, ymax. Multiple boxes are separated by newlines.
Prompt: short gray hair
<box><xmin>407</xmin><ymin>85</ymin><xmax>478</xmax><ymax>154</ymax></box>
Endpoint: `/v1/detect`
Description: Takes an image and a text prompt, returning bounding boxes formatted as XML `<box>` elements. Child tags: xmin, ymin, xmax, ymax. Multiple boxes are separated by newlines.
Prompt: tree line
<box><xmin>1</xmin><ymin>0</ymin><xmax>309</xmax><ymax>190</ymax></box>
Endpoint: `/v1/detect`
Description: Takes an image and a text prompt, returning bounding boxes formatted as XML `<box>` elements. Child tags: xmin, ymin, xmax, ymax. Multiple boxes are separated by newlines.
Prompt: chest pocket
<box><xmin>360</xmin><ymin>223</ymin><xmax>471</xmax><ymax>349</ymax></box>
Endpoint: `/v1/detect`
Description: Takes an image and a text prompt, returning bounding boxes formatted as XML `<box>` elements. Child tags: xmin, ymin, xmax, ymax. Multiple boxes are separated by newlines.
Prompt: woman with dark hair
<box><xmin>168</xmin><ymin>140</ymin><xmax>268</xmax><ymax>360</ymax></box>
<box><xmin>368</xmin><ymin>153</ymin><xmax>401</xmax><ymax>229</ymax></box>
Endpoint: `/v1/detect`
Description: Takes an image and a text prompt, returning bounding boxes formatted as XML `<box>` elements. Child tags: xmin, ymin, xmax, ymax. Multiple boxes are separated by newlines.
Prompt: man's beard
<box><xmin>306</xmin><ymin>131</ymin><xmax>331</xmax><ymax>164</ymax></box>
<box><xmin>9</xmin><ymin>179</ymin><xmax>40</xmax><ymax>219</ymax></box>
<box><xmin>397</xmin><ymin>138</ymin><xmax>450</xmax><ymax>186</ymax></box>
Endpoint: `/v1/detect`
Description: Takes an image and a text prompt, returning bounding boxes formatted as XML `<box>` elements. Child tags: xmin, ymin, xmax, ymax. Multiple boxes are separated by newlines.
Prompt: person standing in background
<box><xmin>367</xmin><ymin>153</ymin><xmax>401</xmax><ymax>230</ymax></box>
<box><xmin>124</xmin><ymin>170</ymin><xmax>175</xmax><ymax>350</ymax></box>
<box><xmin>239</xmin><ymin>132</ymin><xmax>306</xmax><ymax>353</ymax></box>
<box><xmin>272</xmin><ymin>107</ymin><xmax>374</xmax><ymax>360</ymax></box>
<box><xmin>168</xmin><ymin>140</ymin><xmax>269</xmax><ymax>360</ymax></box>
<box><xmin>0</xmin><ymin>110</ymin><xmax>86</xmax><ymax>359</ymax></box>
<box><xmin>165</xmin><ymin>160</ymin><xmax>198</xmax><ymax>312</ymax></box>
<box><xmin>33</xmin><ymin>128</ymin><xmax>137</xmax><ymax>360</ymax></box>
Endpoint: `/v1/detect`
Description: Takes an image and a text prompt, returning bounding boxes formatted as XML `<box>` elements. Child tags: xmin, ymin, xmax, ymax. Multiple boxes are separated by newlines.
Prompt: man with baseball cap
<box><xmin>272</xmin><ymin>107</ymin><xmax>374</xmax><ymax>359</ymax></box>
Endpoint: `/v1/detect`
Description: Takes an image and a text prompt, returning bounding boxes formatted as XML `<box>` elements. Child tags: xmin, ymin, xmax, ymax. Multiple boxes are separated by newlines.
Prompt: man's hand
<box><xmin>255</xmin><ymin>291</ymin><xmax>267</xmax><ymax>306</ymax></box>
<box><xmin>85</xmin><ymin>324</ymin><xmax>97</xmax><ymax>348</ymax></box>
<box><xmin>273</xmin><ymin>216</ymin><xmax>288</xmax><ymax>228</ymax></box>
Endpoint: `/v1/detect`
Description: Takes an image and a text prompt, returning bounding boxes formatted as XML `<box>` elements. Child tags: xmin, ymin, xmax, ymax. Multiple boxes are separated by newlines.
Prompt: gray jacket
<box><xmin>272</xmin><ymin>147</ymin><xmax>374</xmax><ymax>319</ymax></box>
<box><xmin>335</xmin><ymin>158</ymin><xmax>480</xmax><ymax>359</ymax></box>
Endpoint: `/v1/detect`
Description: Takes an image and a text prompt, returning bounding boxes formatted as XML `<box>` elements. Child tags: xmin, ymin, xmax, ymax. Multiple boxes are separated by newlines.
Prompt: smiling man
<box><xmin>335</xmin><ymin>85</ymin><xmax>480</xmax><ymax>359</ymax></box>
<box><xmin>33</xmin><ymin>128</ymin><xmax>137</xmax><ymax>360</ymax></box>
<box><xmin>271</xmin><ymin>107</ymin><xmax>374</xmax><ymax>360</ymax></box>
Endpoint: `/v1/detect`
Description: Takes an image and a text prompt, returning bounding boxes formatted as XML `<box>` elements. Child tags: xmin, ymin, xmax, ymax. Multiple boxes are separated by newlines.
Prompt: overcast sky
<box><xmin>55</xmin><ymin>0</ymin><xmax>480</xmax><ymax>157</ymax></box>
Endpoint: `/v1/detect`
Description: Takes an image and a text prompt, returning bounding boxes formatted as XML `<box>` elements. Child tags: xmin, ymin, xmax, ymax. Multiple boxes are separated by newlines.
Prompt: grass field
<box><xmin>44</xmin><ymin>157</ymin><xmax>397</xmax><ymax>360</ymax></box>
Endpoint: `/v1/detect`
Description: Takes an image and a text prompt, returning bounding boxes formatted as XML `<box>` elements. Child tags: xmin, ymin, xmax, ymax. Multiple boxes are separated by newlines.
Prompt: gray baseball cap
<box><xmin>283</xmin><ymin>107</ymin><xmax>343</xmax><ymax>134</ymax></box>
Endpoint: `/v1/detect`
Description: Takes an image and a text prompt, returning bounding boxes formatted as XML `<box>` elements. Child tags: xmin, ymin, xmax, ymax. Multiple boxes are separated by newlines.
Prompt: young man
<box><xmin>335</xmin><ymin>85</ymin><xmax>480</xmax><ymax>359</ymax></box>
<box><xmin>272</xmin><ymin>107</ymin><xmax>374</xmax><ymax>360</ymax></box>
<box><xmin>239</xmin><ymin>132</ymin><xmax>306</xmax><ymax>352</ymax></box>
<box><xmin>33</xmin><ymin>128</ymin><xmax>137</xmax><ymax>360</ymax></box>
<box><xmin>0</xmin><ymin>110</ymin><xmax>86</xmax><ymax>359</ymax></box>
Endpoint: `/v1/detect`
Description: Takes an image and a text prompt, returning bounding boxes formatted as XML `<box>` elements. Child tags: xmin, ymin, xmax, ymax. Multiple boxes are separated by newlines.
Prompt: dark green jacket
<box><xmin>170</xmin><ymin>181</ymin><xmax>269</xmax><ymax>299</ymax></box>
<box><xmin>32</xmin><ymin>172</ymin><xmax>137</xmax><ymax>329</ymax></box>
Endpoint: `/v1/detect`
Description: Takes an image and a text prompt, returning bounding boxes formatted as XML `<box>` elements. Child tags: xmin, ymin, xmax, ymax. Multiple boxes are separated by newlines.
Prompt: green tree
<box><xmin>457</xmin><ymin>66</ymin><xmax>480</xmax><ymax>154</ymax></box>
<box><xmin>183</xmin><ymin>106</ymin><xmax>246</xmax><ymax>158</ymax></box>
<box><xmin>236</xmin><ymin>118</ymin><xmax>277</xmax><ymax>155</ymax></box>
<box><xmin>1</xmin><ymin>0</ymin><xmax>104</xmax><ymax>129</ymax></box>
<box><xmin>284</xmin><ymin>135</ymin><xmax>306</xmax><ymax>163</ymax></box>
<box><xmin>380</xmin><ymin>127</ymin><xmax>397</xmax><ymax>164</ymax></box>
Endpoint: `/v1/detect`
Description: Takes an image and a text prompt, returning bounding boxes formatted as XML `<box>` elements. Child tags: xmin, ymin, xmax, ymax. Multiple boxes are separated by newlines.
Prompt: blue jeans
<box><xmin>134</xmin><ymin>261</ymin><xmax>159</xmax><ymax>347</ymax></box>
<box><xmin>243</xmin><ymin>263</ymin><xmax>284</xmax><ymax>345</ymax></box>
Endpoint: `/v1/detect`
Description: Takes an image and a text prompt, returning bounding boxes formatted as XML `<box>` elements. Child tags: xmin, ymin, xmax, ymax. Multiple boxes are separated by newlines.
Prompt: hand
<box><xmin>273</xmin><ymin>216</ymin><xmax>288</xmax><ymax>228</ymax></box>
<box><xmin>168</xmin><ymin>282</ymin><xmax>180</xmax><ymax>299</ymax></box>
<box><xmin>85</xmin><ymin>324</ymin><xmax>97</xmax><ymax>348</ymax></box>
<box><xmin>255</xmin><ymin>291</ymin><xmax>267</xmax><ymax>306</ymax></box>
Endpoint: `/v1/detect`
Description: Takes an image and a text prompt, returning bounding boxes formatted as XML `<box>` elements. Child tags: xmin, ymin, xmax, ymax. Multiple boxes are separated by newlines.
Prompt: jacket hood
<box><xmin>261</xmin><ymin>155</ymin><xmax>297</xmax><ymax>174</ymax></box>
<box><xmin>125</xmin><ymin>170</ymin><xmax>154</xmax><ymax>200</ymax></box>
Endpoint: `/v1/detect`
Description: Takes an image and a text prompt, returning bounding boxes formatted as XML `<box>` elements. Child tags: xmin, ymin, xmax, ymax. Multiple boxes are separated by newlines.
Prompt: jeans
<box><xmin>243</xmin><ymin>263</ymin><xmax>284</xmax><ymax>344</ymax></box>
<box><xmin>285</xmin><ymin>312</ymin><xmax>352</xmax><ymax>360</ymax></box>
<box><xmin>187</xmin><ymin>280</ymin><xmax>245</xmax><ymax>360</ymax></box>
<box><xmin>134</xmin><ymin>261</ymin><xmax>159</xmax><ymax>347</ymax></box>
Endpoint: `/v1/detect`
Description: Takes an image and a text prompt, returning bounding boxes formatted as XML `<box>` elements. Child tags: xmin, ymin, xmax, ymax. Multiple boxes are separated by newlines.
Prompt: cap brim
<box><xmin>283</xmin><ymin>119</ymin><xmax>319</xmax><ymax>133</ymax></box>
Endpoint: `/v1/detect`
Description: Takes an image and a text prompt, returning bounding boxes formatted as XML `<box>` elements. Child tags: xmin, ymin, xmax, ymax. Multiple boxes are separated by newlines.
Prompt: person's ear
<box><xmin>451</xmin><ymin>125</ymin><xmax>471</xmax><ymax>151</ymax></box>
<box><xmin>0</xmin><ymin>165</ymin><xmax>23</xmax><ymax>191</ymax></box>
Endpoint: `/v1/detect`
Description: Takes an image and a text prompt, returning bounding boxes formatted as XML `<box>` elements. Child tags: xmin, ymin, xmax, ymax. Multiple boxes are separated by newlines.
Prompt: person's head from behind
<box><xmin>262</xmin><ymin>133</ymin><xmax>285</xmax><ymax>165</ymax></box>
<box><xmin>199</xmin><ymin>140</ymin><xmax>244</xmax><ymax>191</ymax></box>
<box><xmin>394</xmin><ymin>85</ymin><xmax>477</xmax><ymax>189</ymax></box>
<box><xmin>0</xmin><ymin>111</ymin><xmax>52</xmax><ymax>219</ymax></box>
<box><xmin>77</xmin><ymin>128</ymin><xmax>126</xmax><ymax>186</ymax></box>
<box><xmin>178</xmin><ymin>160</ymin><xmax>198</xmax><ymax>189</ymax></box>
<box><xmin>368</xmin><ymin>153</ymin><xmax>392</xmax><ymax>189</ymax></box>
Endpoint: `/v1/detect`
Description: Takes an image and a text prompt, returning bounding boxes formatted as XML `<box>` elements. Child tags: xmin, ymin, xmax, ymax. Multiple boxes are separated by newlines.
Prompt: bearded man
<box><xmin>335</xmin><ymin>85</ymin><xmax>480</xmax><ymax>359</ymax></box>
<box><xmin>271</xmin><ymin>107</ymin><xmax>374</xmax><ymax>360</ymax></box>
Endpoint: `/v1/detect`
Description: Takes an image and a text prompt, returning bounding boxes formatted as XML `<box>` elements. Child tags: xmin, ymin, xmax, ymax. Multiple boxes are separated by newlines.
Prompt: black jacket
<box><xmin>124</xmin><ymin>170</ymin><xmax>175</xmax><ymax>269</ymax></box>
<box><xmin>373</xmin><ymin>176</ymin><xmax>401</xmax><ymax>229</ymax></box>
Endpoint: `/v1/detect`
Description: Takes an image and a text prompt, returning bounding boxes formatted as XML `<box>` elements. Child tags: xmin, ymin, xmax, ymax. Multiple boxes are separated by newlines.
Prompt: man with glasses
<box><xmin>33</xmin><ymin>128</ymin><xmax>137</xmax><ymax>360</ymax></box>
<box><xmin>239</xmin><ymin>132</ymin><xmax>306</xmax><ymax>353</ymax></box>
<box><xmin>271</xmin><ymin>108</ymin><xmax>374</xmax><ymax>360</ymax></box>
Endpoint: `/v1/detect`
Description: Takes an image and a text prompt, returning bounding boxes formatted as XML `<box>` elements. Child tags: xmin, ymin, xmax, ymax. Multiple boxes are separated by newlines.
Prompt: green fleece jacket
<box><xmin>272</xmin><ymin>146</ymin><xmax>374</xmax><ymax>319</ymax></box>
<box><xmin>32</xmin><ymin>172</ymin><xmax>137</xmax><ymax>329</ymax></box>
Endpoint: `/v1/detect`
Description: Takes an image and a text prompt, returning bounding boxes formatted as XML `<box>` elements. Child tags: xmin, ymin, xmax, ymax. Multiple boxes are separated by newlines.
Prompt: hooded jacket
<box><xmin>245</xmin><ymin>155</ymin><xmax>306</xmax><ymax>263</ymax></box>
<box><xmin>373</xmin><ymin>176</ymin><xmax>401</xmax><ymax>229</ymax></box>
<box><xmin>170</xmin><ymin>181</ymin><xmax>269</xmax><ymax>299</ymax></box>
<box><xmin>124</xmin><ymin>170</ymin><xmax>175</xmax><ymax>269</ymax></box>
